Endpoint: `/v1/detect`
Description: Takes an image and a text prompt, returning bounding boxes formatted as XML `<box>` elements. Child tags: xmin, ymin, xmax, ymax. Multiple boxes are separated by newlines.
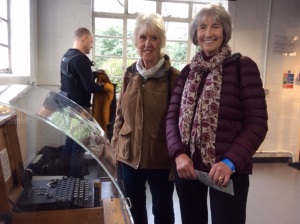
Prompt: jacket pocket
<box><xmin>117</xmin><ymin>124</ymin><xmax>131</xmax><ymax>160</ymax></box>
<box><xmin>149</xmin><ymin>133</ymin><xmax>170</xmax><ymax>166</ymax></box>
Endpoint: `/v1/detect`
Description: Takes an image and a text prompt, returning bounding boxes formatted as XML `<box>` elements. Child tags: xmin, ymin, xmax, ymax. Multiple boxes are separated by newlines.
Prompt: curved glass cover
<box><xmin>0</xmin><ymin>84</ymin><xmax>133</xmax><ymax>224</ymax></box>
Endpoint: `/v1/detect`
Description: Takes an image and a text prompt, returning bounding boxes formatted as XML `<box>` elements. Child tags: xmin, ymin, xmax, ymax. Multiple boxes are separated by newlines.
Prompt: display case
<box><xmin>0</xmin><ymin>84</ymin><xmax>133</xmax><ymax>224</ymax></box>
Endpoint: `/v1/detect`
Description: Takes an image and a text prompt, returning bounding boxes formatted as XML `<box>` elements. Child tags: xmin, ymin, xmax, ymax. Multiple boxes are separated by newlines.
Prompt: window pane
<box><xmin>166</xmin><ymin>41</ymin><xmax>187</xmax><ymax>61</ymax></box>
<box><xmin>0</xmin><ymin>19</ymin><xmax>8</xmax><ymax>44</ymax></box>
<box><xmin>165</xmin><ymin>22</ymin><xmax>188</xmax><ymax>41</ymax></box>
<box><xmin>127</xmin><ymin>19</ymin><xmax>135</xmax><ymax>38</ymax></box>
<box><xmin>162</xmin><ymin>2</ymin><xmax>188</xmax><ymax>18</ymax></box>
<box><xmin>110</xmin><ymin>76</ymin><xmax>123</xmax><ymax>94</ymax></box>
<box><xmin>126</xmin><ymin>58</ymin><xmax>136</xmax><ymax>68</ymax></box>
<box><xmin>95</xmin><ymin>18</ymin><xmax>123</xmax><ymax>37</ymax></box>
<box><xmin>0</xmin><ymin>46</ymin><xmax>9</xmax><ymax>70</ymax></box>
<box><xmin>94</xmin><ymin>0</ymin><xmax>124</xmax><ymax>13</ymax></box>
<box><xmin>95</xmin><ymin>37</ymin><xmax>123</xmax><ymax>57</ymax></box>
<box><xmin>95</xmin><ymin>57</ymin><xmax>123</xmax><ymax>76</ymax></box>
<box><xmin>192</xmin><ymin>4</ymin><xmax>207</xmax><ymax>17</ymax></box>
<box><xmin>127</xmin><ymin>41</ymin><xmax>138</xmax><ymax>58</ymax></box>
<box><xmin>126</xmin><ymin>19</ymin><xmax>139</xmax><ymax>58</ymax></box>
<box><xmin>0</xmin><ymin>0</ymin><xmax>7</xmax><ymax>19</ymax></box>
<box><xmin>128</xmin><ymin>0</ymin><xmax>156</xmax><ymax>14</ymax></box>
<box><xmin>172</xmin><ymin>61</ymin><xmax>186</xmax><ymax>71</ymax></box>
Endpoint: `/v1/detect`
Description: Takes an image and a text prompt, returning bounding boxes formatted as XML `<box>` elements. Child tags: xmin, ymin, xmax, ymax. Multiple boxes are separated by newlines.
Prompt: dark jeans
<box><xmin>59</xmin><ymin>136</ymin><xmax>86</xmax><ymax>179</ymax></box>
<box><xmin>120</xmin><ymin>162</ymin><xmax>175</xmax><ymax>224</ymax></box>
<box><xmin>175</xmin><ymin>170</ymin><xmax>249</xmax><ymax>224</ymax></box>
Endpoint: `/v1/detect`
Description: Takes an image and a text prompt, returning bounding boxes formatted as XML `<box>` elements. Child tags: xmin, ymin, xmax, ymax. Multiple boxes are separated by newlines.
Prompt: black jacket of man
<box><xmin>60</xmin><ymin>48</ymin><xmax>104</xmax><ymax>108</ymax></box>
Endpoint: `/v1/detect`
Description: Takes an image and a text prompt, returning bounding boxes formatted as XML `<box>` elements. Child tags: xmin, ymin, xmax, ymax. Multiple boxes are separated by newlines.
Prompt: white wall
<box><xmin>233</xmin><ymin>0</ymin><xmax>300</xmax><ymax>161</ymax></box>
<box><xmin>230</xmin><ymin>0</ymin><xmax>300</xmax><ymax>161</ymax></box>
<box><xmin>229</xmin><ymin>0</ymin><xmax>271</xmax><ymax>80</ymax></box>
<box><xmin>238</xmin><ymin>0</ymin><xmax>300</xmax><ymax>161</ymax></box>
<box><xmin>263</xmin><ymin>0</ymin><xmax>300</xmax><ymax>161</ymax></box>
<box><xmin>37</xmin><ymin>0</ymin><xmax>92</xmax><ymax>85</ymax></box>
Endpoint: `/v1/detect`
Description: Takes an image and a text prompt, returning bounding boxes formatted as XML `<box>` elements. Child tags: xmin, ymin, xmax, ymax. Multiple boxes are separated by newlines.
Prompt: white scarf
<box><xmin>136</xmin><ymin>57</ymin><xmax>165</xmax><ymax>79</ymax></box>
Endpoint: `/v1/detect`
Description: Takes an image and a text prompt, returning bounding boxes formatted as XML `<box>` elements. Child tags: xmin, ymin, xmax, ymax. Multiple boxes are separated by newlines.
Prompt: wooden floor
<box><xmin>146</xmin><ymin>162</ymin><xmax>300</xmax><ymax>224</ymax></box>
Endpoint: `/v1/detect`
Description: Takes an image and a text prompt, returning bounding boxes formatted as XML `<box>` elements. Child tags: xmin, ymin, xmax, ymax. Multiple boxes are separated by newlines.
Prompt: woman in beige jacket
<box><xmin>111</xmin><ymin>13</ymin><xmax>179</xmax><ymax>224</ymax></box>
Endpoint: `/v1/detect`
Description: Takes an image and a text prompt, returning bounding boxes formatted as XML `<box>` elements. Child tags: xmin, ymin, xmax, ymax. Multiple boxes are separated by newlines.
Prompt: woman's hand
<box><xmin>209</xmin><ymin>161</ymin><xmax>233</xmax><ymax>187</ymax></box>
<box><xmin>175</xmin><ymin>154</ymin><xmax>197</xmax><ymax>180</ymax></box>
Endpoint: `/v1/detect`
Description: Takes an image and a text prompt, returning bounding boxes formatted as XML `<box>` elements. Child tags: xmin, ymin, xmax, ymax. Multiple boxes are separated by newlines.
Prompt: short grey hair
<box><xmin>132</xmin><ymin>13</ymin><xmax>166</xmax><ymax>57</ymax></box>
<box><xmin>190</xmin><ymin>3</ymin><xmax>232</xmax><ymax>47</ymax></box>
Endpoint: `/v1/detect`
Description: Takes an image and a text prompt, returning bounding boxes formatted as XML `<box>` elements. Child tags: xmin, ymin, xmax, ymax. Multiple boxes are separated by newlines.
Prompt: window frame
<box><xmin>92</xmin><ymin>0</ymin><xmax>193</xmax><ymax>72</ymax></box>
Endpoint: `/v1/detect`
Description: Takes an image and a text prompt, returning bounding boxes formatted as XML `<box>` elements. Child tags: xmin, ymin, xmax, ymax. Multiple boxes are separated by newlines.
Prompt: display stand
<box><xmin>0</xmin><ymin>84</ymin><xmax>133</xmax><ymax>224</ymax></box>
<box><xmin>0</xmin><ymin>114</ymin><xmax>130</xmax><ymax>224</ymax></box>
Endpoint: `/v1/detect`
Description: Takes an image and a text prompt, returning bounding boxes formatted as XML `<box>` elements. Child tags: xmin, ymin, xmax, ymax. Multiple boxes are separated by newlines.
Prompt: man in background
<box><xmin>59</xmin><ymin>27</ymin><xmax>105</xmax><ymax>179</ymax></box>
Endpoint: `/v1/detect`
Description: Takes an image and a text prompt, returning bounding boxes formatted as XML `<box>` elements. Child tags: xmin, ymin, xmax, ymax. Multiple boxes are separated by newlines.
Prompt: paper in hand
<box><xmin>195</xmin><ymin>170</ymin><xmax>234</xmax><ymax>196</ymax></box>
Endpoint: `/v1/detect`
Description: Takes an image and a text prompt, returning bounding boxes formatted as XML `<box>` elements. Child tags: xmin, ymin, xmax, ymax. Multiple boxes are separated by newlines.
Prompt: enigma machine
<box><xmin>0</xmin><ymin>85</ymin><xmax>133</xmax><ymax>224</ymax></box>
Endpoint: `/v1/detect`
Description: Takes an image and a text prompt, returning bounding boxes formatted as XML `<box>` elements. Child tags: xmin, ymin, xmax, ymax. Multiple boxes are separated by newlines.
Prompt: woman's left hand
<box><xmin>209</xmin><ymin>161</ymin><xmax>233</xmax><ymax>187</ymax></box>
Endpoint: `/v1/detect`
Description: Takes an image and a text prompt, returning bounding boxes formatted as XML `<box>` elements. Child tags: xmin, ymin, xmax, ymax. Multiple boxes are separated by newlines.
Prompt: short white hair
<box><xmin>132</xmin><ymin>13</ymin><xmax>166</xmax><ymax>57</ymax></box>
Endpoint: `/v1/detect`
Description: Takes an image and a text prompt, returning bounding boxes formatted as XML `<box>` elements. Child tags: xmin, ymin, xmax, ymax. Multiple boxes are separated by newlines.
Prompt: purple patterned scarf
<box><xmin>179</xmin><ymin>45</ymin><xmax>231</xmax><ymax>168</ymax></box>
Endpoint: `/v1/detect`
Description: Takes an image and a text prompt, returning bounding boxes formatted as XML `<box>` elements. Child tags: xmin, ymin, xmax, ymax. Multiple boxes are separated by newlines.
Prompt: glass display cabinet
<box><xmin>0</xmin><ymin>84</ymin><xmax>133</xmax><ymax>224</ymax></box>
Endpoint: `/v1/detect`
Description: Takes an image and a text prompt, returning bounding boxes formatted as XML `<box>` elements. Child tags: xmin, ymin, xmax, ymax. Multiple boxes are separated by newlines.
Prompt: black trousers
<box><xmin>59</xmin><ymin>136</ymin><xmax>86</xmax><ymax>179</ymax></box>
<box><xmin>120</xmin><ymin>162</ymin><xmax>175</xmax><ymax>224</ymax></box>
<box><xmin>175</xmin><ymin>170</ymin><xmax>249</xmax><ymax>224</ymax></box>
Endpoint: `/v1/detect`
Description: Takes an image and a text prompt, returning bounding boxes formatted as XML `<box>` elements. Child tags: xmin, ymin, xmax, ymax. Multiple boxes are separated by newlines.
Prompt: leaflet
<box><xmin>195</xmin><ymin>170</ymin><xmax>234</xmax><ymax>196</ymax></box>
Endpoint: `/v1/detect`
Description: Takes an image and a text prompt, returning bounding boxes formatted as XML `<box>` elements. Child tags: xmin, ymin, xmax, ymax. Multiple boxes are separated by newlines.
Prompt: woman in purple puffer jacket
<box><xmin>166</xmin><ymin>3</ymin><xmax>268</xmax><ymax>224</ymax></box>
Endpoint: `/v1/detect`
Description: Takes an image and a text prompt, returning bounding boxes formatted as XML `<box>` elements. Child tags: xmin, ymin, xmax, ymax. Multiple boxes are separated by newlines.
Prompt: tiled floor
<box><xmin>146</xmin><ymin>163</ymin><xmax>300</xmax><ymax>224</ymax></box>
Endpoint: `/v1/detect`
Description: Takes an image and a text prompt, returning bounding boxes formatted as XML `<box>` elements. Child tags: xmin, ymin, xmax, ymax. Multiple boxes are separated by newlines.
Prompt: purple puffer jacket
<box><xmin>166</xmin><ymin>55</ymin><xmax>268</xmax><ymax>174</ymax></box>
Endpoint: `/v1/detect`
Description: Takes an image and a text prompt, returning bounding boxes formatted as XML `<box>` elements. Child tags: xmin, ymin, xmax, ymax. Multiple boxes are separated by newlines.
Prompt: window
<box><xmin>93</xmin><ymin>0</ymin><xmax>228</xmax><ymax>93</ymax></box>
<box><xmin>0</xmin><ymin>0</ymin><xmax>30</xmax><ymax>76</ymax></box>
<box><xmin>0</xmin><ymin>0</ymin><xmax>11</xmax><ymax>73</ymax></box>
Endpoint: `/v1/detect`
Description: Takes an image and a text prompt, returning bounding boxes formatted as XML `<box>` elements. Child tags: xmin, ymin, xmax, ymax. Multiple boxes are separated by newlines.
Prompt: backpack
<box><xmin>61</xmin><ymin>51</ymin><xmax>83</xmax><ymax>85</ymax></box>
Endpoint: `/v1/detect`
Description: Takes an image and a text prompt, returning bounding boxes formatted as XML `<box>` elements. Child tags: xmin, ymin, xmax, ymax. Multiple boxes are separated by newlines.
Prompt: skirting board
<box><xmin>253</xmin><ymin>157</ymin><xmax>292</xmax><ymax>163</ymax></box>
